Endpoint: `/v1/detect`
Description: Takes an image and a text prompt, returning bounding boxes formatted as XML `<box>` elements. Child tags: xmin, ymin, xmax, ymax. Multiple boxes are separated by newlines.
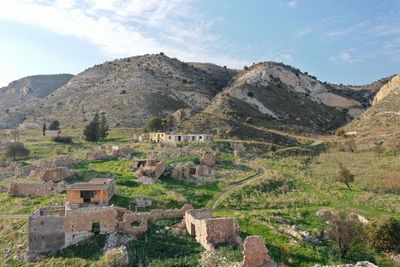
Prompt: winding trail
<box><xmin>207</xmin><ymin>161</ymin><xmax>267</xmax><ymax>210</ymax></box>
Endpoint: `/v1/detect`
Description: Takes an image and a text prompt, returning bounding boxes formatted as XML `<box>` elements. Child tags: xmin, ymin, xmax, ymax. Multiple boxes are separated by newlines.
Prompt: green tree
<box><xmin>48</xmin><ymin>120</ymin><xmax>60</xmax><ymax>130</ymax></box>
<box><xmin>3</xmin><ymin>142</ymin><xmax>30</xmax><ymax>161</ymax></box>
<box><xmin>326</xmin><ymin>213</ymin><xmax>363</xmax><ymax>259</ymax></box>
<box><xmin>99</xmin><ymin>114</ymin><xmax>109</xmax><ymax>140</ymax></box>
<box><xmin>145</xmin><ymin>117</ymin><xmax>163</xmax><ymax>132</ymax></box>
<box><xmin>83</xmin><ymin>113</ymin><xmax>100</xmax><ymax>142</ymax></box>
<box><xmin>336</xmin><ymin>163</ymin><xmax>355</xmax><ymax>190</ymax></box>
<box><xmin>367</xmin><ymin>217</ymin><xmax>400</xmax><ymax>253</ymax></box>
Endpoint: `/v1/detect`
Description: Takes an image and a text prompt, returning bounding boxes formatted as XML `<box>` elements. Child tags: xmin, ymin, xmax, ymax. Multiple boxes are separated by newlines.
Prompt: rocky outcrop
<box><xmin>373</xmin><ymin>74</ymin><xmax>400</xmax><ymax>105</ymax></box>
<box><xmin>14</xmin><ymin>165</ymin><xmax>38</xmax><ymax>178</ymax></box>
<box><xmin>172</xmin><ymin>108</ymin><xmax>195</xmax><ymax>123</ymax></box>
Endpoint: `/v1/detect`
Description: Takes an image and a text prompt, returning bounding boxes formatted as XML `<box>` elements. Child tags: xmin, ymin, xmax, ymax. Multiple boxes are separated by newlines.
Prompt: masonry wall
<box><xmin>63</xmin><ymin>207</ymin><xmax>117</xmax><ymax>234</ymax></box>
<box><xmin>8</xmin><ymin>182</ymin><xmax>53</xmax><ymax>197</ymax></box>
<box><xmin>28</xmin><ymin>215</ymin><xmax>65</xmax><ymax>253</ymax></box>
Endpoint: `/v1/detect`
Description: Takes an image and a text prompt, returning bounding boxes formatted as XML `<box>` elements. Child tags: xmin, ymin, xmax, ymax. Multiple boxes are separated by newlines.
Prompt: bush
<box><xmin>367</xmin><ymin>217</ymin><xmax>400</xmax><ymax>253</ymax></box>
<box><xmin>335</xmin><ymin>128</ymin><xmax>345</xmax><ymax>137</ymax></box>
<box><xmin>52</xmin><ymin>136</ymin><xmax>73</xmax><ymax>144</ymax></box>
<box><xmin>145</xmin><ymin>117</ymin><xmax>163</xmax><ymax>132</ymax></box>
<box><xmin>49</xmin><ymin>120</ymin><xmax>60</xmax><ymax>130</ymax></box>
<box><xmin>120</xmin><ymin>90</ymin><xmax>127</xmax><ymax>94</ymax></box>
<box><xmin>2</xmin><ymin>142</ymin><xmax>30</xmax><ymax>161</ymax></box>
<box><xmin>245</xmin><ymin>117</ymin><xmax>253</xmax><ymax>124</ymax></box>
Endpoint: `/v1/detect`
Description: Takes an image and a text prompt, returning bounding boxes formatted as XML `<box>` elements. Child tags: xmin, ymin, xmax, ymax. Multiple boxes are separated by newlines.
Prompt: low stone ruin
<box><xmin>184</xmin><ymin>208</ymin><xmax>240</xmax><ymax>251</ymax></box>
<box><xmin>233</xmin><ymin>143</ymin><xmax>246</xmax><ymax>157</ymax></box>
<box><xmin>101</xmin><ymin>145</ymin><xmax>134</xmax><ymax>158</ymax></box>
<box><xmin>33</xmin><ymin>155</ymin><xmax>81</xmax><ymax>168</ymax></box>
<box><xmin>133</xmin><ymin>197</ymin><xmax>152</xmax><ymax>208</ymax></box>
<box><xmin>171</xmin><ymin>161</ymin><xmax>215</xmax><ymax>180</ymax></box>
<box><xmin>133</xmin><ymin>159</ymin><xmax>166</xmax><ymax>180</ymax></box>
<box><xmin>316</xmin><ymin>209</ymin><xmax>369</xmax><ymax>224</ymax></box>
<box><xmin>15</xmin><ymin>165</ymin><xmax>38</xmax><ymax>178</ymax></box>
<box><xmin>28</xmin><ymin>167</ymin><xmax>74</xmax><ymax>182</ymax></box>
<box><xmin>200</xmin><ymin>152</ymin><xmax>217</xmax><ymax>167</ymax></box>
<box><xmin>8</xmin><ymin>182</ymin><xmax>55</xmax><ymax>197</ymax></box>
<box><xmin>85</xmin><ymin>150</ymin><xmax>108</xmax><ymax>161</ymax></box>
<box><xmin>242</xmin><ymin>236</ymin><xmax>272</xmax><ymax>267</ymax></box>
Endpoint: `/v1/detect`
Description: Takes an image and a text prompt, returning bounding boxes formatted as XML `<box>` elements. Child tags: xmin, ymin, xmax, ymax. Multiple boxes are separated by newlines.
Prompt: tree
<box><xmin>42</xmin><ymin>122</ymin><xmax>47</xmax><ymax>136</ymax></box>
<box><xmin>49</xmin><ymin>120</ymin><xmax>60</xmax><ymax>130</ymax></box>
<box><xmin>326</xmin><ymin>213</ymin><xmax>363</xmax><ymax>259</ymax></box>
<box><xmin>145</xmin><ymin>117</ymin><xmax>163</xmax><ymax>132</ymax></box>
<box><xmin>83</xmin><ymin>113</ymin><xmax>100</xmax><ymax>142</ymax></box>
<box><xmin>3</xmin><ymin>142</ymin><xmax>30</xmax><ymax>161</ymax></box>
<box><xmin>336</xmin><ymin>163</ymin><xmax>355</xmax><ymax>190</ymax></box>
<box><xmin>367</xmin><ymin>217</ymin><xmax>400</xmax><ymax>253</ymax></box>
<box><xmin>99</xmin><ymin>114</ymin><xmax>109</xmax><ymax>140</ymax></box>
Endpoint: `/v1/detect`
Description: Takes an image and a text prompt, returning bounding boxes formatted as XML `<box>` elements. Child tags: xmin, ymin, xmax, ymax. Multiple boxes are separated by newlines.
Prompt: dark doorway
<box><xmin>178</xmin><ymin>136</ymin><xmax>182</xmax><ymax>142</ymax></box>
<box><xmin>91</xmin><ymin>220</ymin><xmax>100</xmax><ymax>235</ymax></box>
<box><xmin>81</xmin><ymin>191</ymin><xmax>94</xmax><ymax>203</ymax></box>
<box><xmin>191</xmin><ymin>223</ymin><xmax>196</xmax><ymax>237</ymax></box>
<box><xmin>137</xmin><ymin>161</ymin><xmax>146</xmax><ymax>168</ymax></box>
<box><xmin>189</xmin><ymin>168</ymin><xmax>196</xmax><ymax>176</ymax></box>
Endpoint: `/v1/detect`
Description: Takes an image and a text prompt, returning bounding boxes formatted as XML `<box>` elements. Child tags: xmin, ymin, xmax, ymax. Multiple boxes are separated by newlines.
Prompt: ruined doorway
<box><xmin>178</xmin><ymin>136</ymin><xmax>182</xmax><ymax>142</ymax></box>
<box><xmin>137</xmin><ymin>161</ymin><xmax>146</xmax><ymax>168</ymax></box>
<box><xmin>81</xmin><ymin>191</ymin><xmax>94</xmax><ymax>203</ymax></box>
<box><xmin>191</xmin><ymin>223</ymin><xmax>196</xmax><ymax>237</ymax></box>
<box><xmin>91</xmin><ymin>220</ymin><xmax>100</xmax><ymax>235</ymax></box>
<box><xmin>189</xmin><ymin>168</ymin><xmax>196</xmax><ymax>176</ymax></box>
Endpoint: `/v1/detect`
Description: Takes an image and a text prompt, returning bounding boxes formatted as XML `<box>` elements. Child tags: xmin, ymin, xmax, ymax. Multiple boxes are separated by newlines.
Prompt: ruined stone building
<box><xmin>149</xmin><ymin>132</ymin><xmax>213</xmax><ymax>143</ymax></box>
<box><xmin>43</xmin><ymin>130</ymin><xmax>61</xmax><ymax>138</ymax></box>
<box><xmin>184</xmin><ymin>208</ymin><xmax>240</xmax><ymax>251</ymax></box>
<box><xmin>172</xmin><ymin>161</ymin><xmax>215</xmax><ymax>180</ymax></box>
<box><xmin>132</xmin><ymin>159</ymin><xmax>166</xmax><ymax>179</ymax></box>
<box><xmin>200</xmin><ymin>151</ymin><xmax>217</xmax><ymax>167</ymax></box>
<box><xmin>27</xmin><ymin>204</ymin><xmax>193</xmax><ymax>261</ymax></box>
<box><xmin>28</xmin><ymin>167</ymin><xmax>74</xmax><ymax>182</ymax></box>
<box><xmin>8</xmin><ymin>181</ymin><xmax>54</xmax><ymax>197</ymax></box>
<box><xmin>66</xmin><ymin>178</ymin><xmax>115</xmax><ymax>209</ymax></box>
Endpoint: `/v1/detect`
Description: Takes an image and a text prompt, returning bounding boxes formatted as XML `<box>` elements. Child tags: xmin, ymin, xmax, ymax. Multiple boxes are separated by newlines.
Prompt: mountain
<box><xmin>179</xmin><ymin>62</ymin><xmax>373</xmax><ymax>137</ymax></box>
<box><xmin>0</xmin><ymin>74</ymin><xmax>73</xmax><ymax>129</ymax></box>
<box><xmin>29</xmin><ymin>54</ymin><xmax>236</xmax><ymax>128</ymax></box>
<box><xmin>345</xmin><ymin>74</ymin><xmax>400</xmax><ymax>147</ymax></box>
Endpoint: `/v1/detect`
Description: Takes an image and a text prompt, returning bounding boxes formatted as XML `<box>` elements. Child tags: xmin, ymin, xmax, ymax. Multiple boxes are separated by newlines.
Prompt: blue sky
<box><xmin>0</xmin><ymin>0</ymin><xmax>399</xmax><ymax>87</ymax></box>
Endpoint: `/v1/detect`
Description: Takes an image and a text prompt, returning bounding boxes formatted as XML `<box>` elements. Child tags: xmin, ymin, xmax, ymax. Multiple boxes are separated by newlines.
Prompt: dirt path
<box><xmin>207</xmin><ymin>161</ymin><xmax>267</xmax><ymax>210</ymax></box>
<box><xmin>0</xmin><ymin>214</ymin><xmax>29</xmax><ymax>219</ymax></box>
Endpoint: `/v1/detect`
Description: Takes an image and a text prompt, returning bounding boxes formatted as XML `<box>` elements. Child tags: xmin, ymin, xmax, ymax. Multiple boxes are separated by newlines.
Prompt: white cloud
<box><xmin>297</xmin><ymin>27</ymin><xmax>311</xmax><ymax>37</ymax></box>
<box><xmin>327</xmin><ymin>22</ymin><xmax>365</xmax><ymax>37</ymax></box>
<box><xmin>329</xmin><ymin>49</ymin><xmax>357</xmax><ymax>63</ymax></box>
<box><xmin>286</xmin><ymin>1</ymin><xmax>297</xmax><ymax>8</ymax></box>
<box><xmin>0</xmin><ymin>0</ymin><xmax>248</xmax><ymax>69</ymax></box>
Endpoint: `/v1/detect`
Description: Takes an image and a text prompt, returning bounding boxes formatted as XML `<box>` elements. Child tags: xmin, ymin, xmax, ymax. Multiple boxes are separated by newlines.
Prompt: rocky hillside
<box><xmin>0</xmin><ymin>74</ymin><xmax>73</xmax><ymax>129</ymax></box>
<box><xmin>28</xmin><ymin>54</ymin><xmax>236</xmax><ymax>128</ymax></box>
<box><xmin>180</xmin><ymin>62</ymin><xmax>367</xmax><ymax>136</ymax></box>
<box><xmin>345</xmin><ymin>74</ymin><xmax>400</xmax><ymax>147</ymax></box>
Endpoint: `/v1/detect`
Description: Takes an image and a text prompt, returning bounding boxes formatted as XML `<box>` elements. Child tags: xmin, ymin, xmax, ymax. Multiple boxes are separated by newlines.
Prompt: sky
<box><xmin>0</xmin><ymin>0</ymin><xmax>399</xmax><ymax>87</ymax></box>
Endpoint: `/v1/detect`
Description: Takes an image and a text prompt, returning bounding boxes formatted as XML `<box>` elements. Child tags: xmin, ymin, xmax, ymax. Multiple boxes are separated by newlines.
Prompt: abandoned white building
<box><xmin>149</xmin><ymin>132</ymin><xmax>213</xmax><ymax>143</ymax></box>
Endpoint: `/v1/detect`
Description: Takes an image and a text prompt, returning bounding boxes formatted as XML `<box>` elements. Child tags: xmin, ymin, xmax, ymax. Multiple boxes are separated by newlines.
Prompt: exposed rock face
<box><xmin>28</xmin><ymin>167</ymin><xmax>74</xmax><ymax>182</ymax></box>
<box><xmin>242</xmin><ymin>236</ymin><xmax>271</xmax><ymax>267</ymax></box>
<box><xmin>0</xmin><ymin>74</ymin><xmax>73</xmax><ymax>129</ymax></box>
<box><xmin>100</xmin><ymin>246</ymin><xmax>130</xmax><ymax>267</ymax></box>
<box><xmin>172</xmin><ymin>108</ymin><xmax>195</xmax><ymax>123</ymax></box>
<box><xmin>200</xmin><ymin>152</ymin><xmax>216</xmax><ymax>167</ymax></box>
<box><xmin>373</xmin><ymin>74</ymin><xmax>400</xmax><ymax>105</ymax></box>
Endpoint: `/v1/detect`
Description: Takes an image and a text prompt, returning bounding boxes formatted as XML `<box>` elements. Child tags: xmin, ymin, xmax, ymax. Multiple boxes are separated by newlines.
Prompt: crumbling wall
<box><xmin>242</xmin><ymin>236</ymin><xmax>271</xmax><ymax>267</ymax></box>
<box><xmin>14</xmin><ymin>165</ymin><xmax>38</xmax><ymax>178</ymax></box>
<box><xmin>135</xmin><ymin>160</ymin><xmax>166</xmax><ymax>179</ymax></box>
<box><xmin>34</xmin><ymin>155</ymin><xmax>81</xmax><ymax>168</ymax></box>
<box><xmin>29</xmin><ymin>167</ymin><xmax>74</xmax><ymax>182</ymax></box>
<box><xmin>64</xmin><ymin>207</ymin><xmax>117</xmax><ymax>234</ymax></box>
<box><xmin>172</xmin><ymin>162</ymin><xmax>214</xmax><ymax>180</ymax></box>
<box><xmin>200</xmin><ymin>152</ymin><xmax>216</xmax><ymax>167</ymax></box>
<box><xmin>8</xmin><ymin>182</ymin><xmax>54</xmax><ymax>197</ymax></box>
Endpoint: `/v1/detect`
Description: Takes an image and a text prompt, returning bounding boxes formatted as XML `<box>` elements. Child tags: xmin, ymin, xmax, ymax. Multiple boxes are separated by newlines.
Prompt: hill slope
<box><xmin>180</xmin><ymin>62</ymin><xmax>365</xmax><ymax>136</ymax></box>
<box><xmin>345</xmin><ymin>74</ymin><xmax>400</xmax><ymax>146</ymax></box>
<box><xmin>30</xmin><ymin>54</ymin><xmax>236</xmax><ymax>128</ymax></box>
<box><xmin>0</xmin><ymin>74</ymin><xmax>73</xmax><ymax>129</ymax></box>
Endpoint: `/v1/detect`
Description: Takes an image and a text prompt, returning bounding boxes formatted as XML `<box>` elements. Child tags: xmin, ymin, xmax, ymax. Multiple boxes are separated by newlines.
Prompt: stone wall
<box><xmin>242</xmin><ymin>236</ymin><xmax>271</xmax><ymax>267</ymax></box>
<box><xmin>8</xmin><ymin>182</ymin><xmax>54</xmax><ymax>197</ymax></box>
<box><xmin>29</xmin><ymin>167</ymin><xmax>74</xmax><ymax>182</ymax></box>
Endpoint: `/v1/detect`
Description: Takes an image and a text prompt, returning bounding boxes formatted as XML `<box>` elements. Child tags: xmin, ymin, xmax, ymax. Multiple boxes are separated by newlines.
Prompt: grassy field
<box><xmin>0</xmin><ymin>128</ymin><xmax>399</xmax><ymax>266</ymax></box>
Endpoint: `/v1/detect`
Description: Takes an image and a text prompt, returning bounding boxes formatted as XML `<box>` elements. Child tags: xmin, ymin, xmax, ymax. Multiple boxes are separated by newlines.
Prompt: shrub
<box><xmin>49</xmin><ymin>120</ymin><xmax>60</xmax><ymax>130</ymax></box>
<box><xmin>120</xmin><ymin>90</ymin><xmax>127</xmax><ymax>94</ymax></box>
<box><xmin>245</xmin><ymin>117</ymin><xmax>253</xmax><ymax>124</ymax></box>
<box><xmin>52</xmin><ymin>136</ymin><xmax>73</xmax><ymax>144</ymax></box>
<box><xmin>336</xmin><ymin>163</ymin><xmax>355</xmax><ymax>190</ymax></box>
<box><xmin>367</xmin><ymin>217</ymin><xmax>400</xmax><ymax>253</ymax></box>
<box><xmin>2</xmin><ymin>142</ymin><xmax>30</xmax><ymax>161</ymax></box>
<box><xmin>247</xmin><ymin>91</ymin><xmax>254</xmax><ymax>97</ymax></box>
<box><xmin>145</xmin><ymin>117</ymin><xmax>163</xmax><ymax>132</ymax></box>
